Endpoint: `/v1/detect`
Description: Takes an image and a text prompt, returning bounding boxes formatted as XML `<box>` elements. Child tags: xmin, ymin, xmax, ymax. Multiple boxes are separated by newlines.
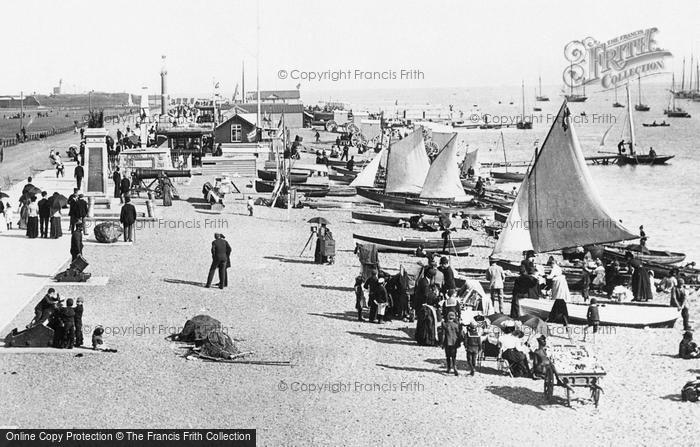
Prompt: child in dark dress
<box><xmin>441</xmin><ymin>311</ymin><xmax>462</xmax><ymax>376</ymax></box>
<box><xmin>354</xmin><ymin>276</ymin><xmax>365</xmax><ymax>322</ymax></box>
<box><xmin>74</xmin><ymin>297</ymin><xmax>84</xmax><ymax>346</ymax></box>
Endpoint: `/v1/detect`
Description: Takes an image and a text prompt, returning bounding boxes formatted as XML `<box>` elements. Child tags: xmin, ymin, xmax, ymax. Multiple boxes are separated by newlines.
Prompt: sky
<box><xmin>3</xmin><ymin>0</ymin><xmax>700</xmax><ymax>97</ymax></box>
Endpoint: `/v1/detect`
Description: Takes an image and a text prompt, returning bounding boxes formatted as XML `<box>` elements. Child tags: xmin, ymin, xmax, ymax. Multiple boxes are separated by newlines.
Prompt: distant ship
<box><xmin>535</xmin><ymin>76</ymin><xmax>549</xmax><ymax>101</ymax></box>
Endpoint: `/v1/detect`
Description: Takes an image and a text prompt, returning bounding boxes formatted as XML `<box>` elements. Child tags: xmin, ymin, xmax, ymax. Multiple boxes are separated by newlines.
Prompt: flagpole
<box><xmin>256</xmin><ymin>0</ymin><xmax>261</xmax><ymax>128</ymax></box>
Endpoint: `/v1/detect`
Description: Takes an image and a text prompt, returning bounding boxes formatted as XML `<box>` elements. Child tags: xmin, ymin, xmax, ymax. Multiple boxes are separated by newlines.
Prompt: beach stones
<box><xmin>94</xmin><ymin>222</ymin><xmax>123</xmax><ymax>243</ymax></box>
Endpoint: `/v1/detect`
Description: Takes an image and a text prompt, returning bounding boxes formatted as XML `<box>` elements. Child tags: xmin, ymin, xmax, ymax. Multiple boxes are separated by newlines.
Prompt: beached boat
<box><xmin>331</xmin><ymin>166</ymin><xmax>358</xmax><ymax>176</ymax></box>
<box><xmin>494</xmin><ymin>211</ymin><xmax>508</xmax><ymax>223</ymax></box>
<box><xmin>519</xmin><ymin>298</ymin><xmax>679</xmax><ymax>328</ymax></box>
<box><xmin>642</xmin><ymin>122</ymin><xmax>670</xmax><ymax>127</ymax></box>
<box><xmin>326</xmin><ymin>186</ymin><xmax>356</xmax><ymax>197</ymax></box>
<box><xmin>255</xmin><ymin>180</ymin><xmax>329</xmax><ymax>195</ymax></box>
<box><xmin>326</xmin><ymin>159</ymin><xmax>369</xmax><ymax>168</ymax></box>
<box><xmin>492</xmin><ymin>100</ymin><xmax>678</xmax><ymax>327</ymax></box>
<box><xmin>257</xmin><ymin>169</ymin><xmax>309</xmax><ymax>183</ymax></box>
<box><xmin>328</xmin><ymin>174</ymin><xmax>354</xmax><ymax>184</ymax></box>
<box><xmin>603</xmin><ymin>244</ymin><xmax>686</xmax><ymax>265</ymax></box>
<box><xmin>353</xmin><ymin>233</ymin><xmax>472</xmax><ymax>254</ymax></box>
<box><xmin>351</xmin><ymin>211</ymin><xmax>406</xmax><ymax>225</ymax></box>
<box><xmin>356</xmin><ymin>187</ymin><xmax>480</xmax><ymax>215</ymax></box>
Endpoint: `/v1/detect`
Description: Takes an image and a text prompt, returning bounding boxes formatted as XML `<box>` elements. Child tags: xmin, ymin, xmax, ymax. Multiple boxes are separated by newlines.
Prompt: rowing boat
<box><xmin>257</xmin><ymin>169</ymin><xmax>309</xmax><ymax>183</ymax></box>
<box><xmin>353</xmin><ymin>233</ymin><xmax>472</xmax><ymax>254</ymax></box>
<box><xmin>351</xmin><ymin>212</ymin><xmax>407</xmax><ymax>225</ymax></box>
<box><xmin>519</xmin><ymin>298</ymin><xmax>679</xmax><ymax>328</ymax></box>
<box><xmin>603</xmin><ymin>244</ymin><xmax>686</xmax><ymax>265</ymax></box>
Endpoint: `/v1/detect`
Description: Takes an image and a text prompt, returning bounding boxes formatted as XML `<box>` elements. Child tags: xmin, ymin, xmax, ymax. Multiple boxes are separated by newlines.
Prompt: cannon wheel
<box><xmin>351</xmin><ymin>133</ymin><xmax>366</xmax><ymax>148</ymax></box>
<box><xmin>325</xmin><ymin>120</ymin><xmax>337</xmax><ymax>132</ymax></box>
<box><xmin>347</xmin><ymin>123</ymin><xmax>360</xmax><ymax>135</ymax></box>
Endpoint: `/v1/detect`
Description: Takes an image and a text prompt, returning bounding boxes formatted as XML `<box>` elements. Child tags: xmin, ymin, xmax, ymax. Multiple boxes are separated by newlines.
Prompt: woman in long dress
<box><xmin>546</xmin><ymin>257</ymin><xmax>573</xmax><ymax>340</ymax></box>
<box><xmin>26</xmin><ymin>195</ymin><xmax>39</xmax><ymax>238</ymax></box>
<box><xmin>49</xmin><ymin>204</ymin><xmax>62</xmax><ymax>238</ymax></box>
<box><xmin>625</xmin><ymin>252</ymin><xmax>653</xmax><ymax>301</ymax></box>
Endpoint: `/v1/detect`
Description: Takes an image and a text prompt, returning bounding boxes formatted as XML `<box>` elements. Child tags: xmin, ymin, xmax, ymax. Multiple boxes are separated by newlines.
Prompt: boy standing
<box><xmin>464</xmin><ymin>322</ymin><xmax>481</xmax><ymax>376</ymax></box>
<box><xmin>247</xmin><ymin>196</ymin><xmax>254</xmax><ymax>216</ymax></box>
<box><xmin>583</xmin><ymin>298</ymin><xmax>600</xmax><ymax>343</ymax></box>
<box><xmin>59</xmin><ymin>298</ymin><xmax>76</xmax><ymax>349</ymax></box>
<box><xmin>442</xmin><ymin>311</ymin><xmax>462</xmax><ymax>376</ymax></box>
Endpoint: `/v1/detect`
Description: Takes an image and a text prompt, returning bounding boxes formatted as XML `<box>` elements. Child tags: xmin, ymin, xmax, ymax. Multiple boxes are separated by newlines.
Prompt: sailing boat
<box><xmin>665</xmin><ymin>74</ymin><xmax>691</xmax><ymax>117</ymax></box>
<box><xmin>516</xmin><ymin>81</ymin><xmax>532</xmax><ymax>129</ymax></box>
<box><xmin>612</xmin><ymin>84</ymin><xmax>624</xmax><ymax>108</ymax></box>
<box><xmin>535</xmin><ymin>76</ymin><xmax>549</xmax><ymax>101</ymax></box>
<box><xmin>619</xmin><ymin>85</ymin><xmax>674</xmax><ymax>165</ymax></box>
<box><xmin>354</xmin><ymin>130</ymin><xmax>475</xmax><ymax>214</ymax></box>
<box><xmin>490</xmin><ymin>132</ymin><xmax>526</xmax><ymax>182</ymax></box>
<box><xmin>492</xmin><ymin>101</ymin><xmax>679</xmax><ymax>328</ymax></box>
<box><xmin>564</xmin><ymin>63</ymin><xmax>588</xmax><ymax>102</ymax></box>
<box><xmin>634</xmin><ymin>74</ymin><xmax>650</xmax><ymax>111</ymax></box>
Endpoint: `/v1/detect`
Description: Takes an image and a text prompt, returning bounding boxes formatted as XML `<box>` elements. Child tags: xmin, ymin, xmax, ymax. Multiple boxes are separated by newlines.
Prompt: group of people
<box><xmin>30</xmin><ymin>288</ymin><xmax>85</xmax><ymax>349</ymax></box>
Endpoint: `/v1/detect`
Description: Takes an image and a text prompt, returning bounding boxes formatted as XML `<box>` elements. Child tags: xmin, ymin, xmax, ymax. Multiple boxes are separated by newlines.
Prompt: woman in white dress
<box><xmin>546</xmin><ymin>257</ymin><xmax>573</xmax><ymax>340</ymax></box>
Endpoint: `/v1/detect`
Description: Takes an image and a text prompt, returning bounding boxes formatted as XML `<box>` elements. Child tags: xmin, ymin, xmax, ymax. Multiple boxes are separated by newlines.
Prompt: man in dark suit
<box><xmin>74</xmin><ymin>164</ymin><xmax>84</xmax><ymax>190</ymax></box>
<box><xmin>119</xmin><ymin>195</ymin><xmax>137</xmax><ymax>242</ymax></box>
<box><xmin>70</xmin><ymin>222</ymin><xmax>84</xmax><ymax>261</ymax></box>
<box><xmin>120</xmin><ymin>175</ymin><xmax>131</xmax><ymax>203</ymax></box>
<box><xmin>112</xmin><ymin>168</ymin><xmax>121</xmax><ymax>198</ymax></box>
<box><xmin>67</xmin><ymin>188</ymin><xmax>79</xmax><ymax>233</ymax></box>
<box><xmin>205</xmin><ymin>233</ymin><xmax>231</xmax><ymax>289</ymax></box>
<box><xmin>38</xmin><ymin>191</ymin><xmax>51</xmax><ymax>238</ymax></box>
<box><xmin>76</xmin><ymin>193</ymin><xmax>89</xmax><ymax>235</ymax></box>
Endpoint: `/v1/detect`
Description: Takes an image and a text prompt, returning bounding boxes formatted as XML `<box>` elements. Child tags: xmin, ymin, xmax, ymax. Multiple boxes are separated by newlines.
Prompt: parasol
<box><xmin>48</xmin><ymin>193</ymin><xmax>68</xmax><ymax>210</ymax></box>
<box><xmin>22</xmin><ymin>185</ymin><xmax>42</xmax><ymax>201</ymax></box>
<box><xmin>307</xmin><ymin>217</ymin><xmax>331</xmax><ymax>225</ymax></box>
<box><xmin>485</xmin><ymin>312</ymin><xmax>512</xmax><ymax>328</ymax></box>
<box><xmin>517</xmin><ymin>315</ymin><xmax>550</xmax><ymax>337</ymax></box>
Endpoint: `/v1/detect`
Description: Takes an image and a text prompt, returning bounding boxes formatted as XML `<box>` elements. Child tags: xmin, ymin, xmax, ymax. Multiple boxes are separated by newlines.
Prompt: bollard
<box><xmin>146</xmin><ymin>199</ymin><xmax>154</xmax><ymax>218</ymax></box>
<box><xmin>87</xmin><ymin>196</ymin><xmax>95</xmax><ymax>217</ymax></box>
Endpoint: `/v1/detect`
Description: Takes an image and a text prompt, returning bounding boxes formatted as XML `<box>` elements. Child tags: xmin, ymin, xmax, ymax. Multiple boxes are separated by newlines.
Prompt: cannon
<box><xmin>131</xmin><ymin>168</ymin><xmax>191</xmax><ymax>201</ymax></box>
<box><xmin>54</xmin><ymin>255</ymin><xmax>92</xmax><ymax>282</ymax></box>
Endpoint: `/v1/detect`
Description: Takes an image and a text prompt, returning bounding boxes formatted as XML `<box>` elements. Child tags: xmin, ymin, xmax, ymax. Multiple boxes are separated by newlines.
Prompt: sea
<box><xmin>305</xmin><ymin>84</ymin><xmax>700</xmax><ymax>263</ymax></box>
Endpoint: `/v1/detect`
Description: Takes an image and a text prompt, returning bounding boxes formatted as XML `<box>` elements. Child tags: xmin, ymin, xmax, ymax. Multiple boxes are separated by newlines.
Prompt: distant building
<box><xmin>245</xmin><ymin>89</ymin><xmax>300</xmax><ymax>104</ymax></box>
<box><xmin>231</xmin><ymin>103</ymin><xmax>304</xmax><ymax>129</ymax></box>
<box><xmin>0</xmin><ymin>96</ymin><xmax>40</xmax><ymax>108</ymax></box>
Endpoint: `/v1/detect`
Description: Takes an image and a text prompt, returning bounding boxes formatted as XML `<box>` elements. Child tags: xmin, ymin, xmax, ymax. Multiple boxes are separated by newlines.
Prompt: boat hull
<box><xmin>351</xmin><ymin>212</ymin><xmax>404</xmax><ymax>225</ymax></box>
<box><xmin>519</xmin><ymin>298</ymin><xmax>679</xmax><ymax>328</ymax></box>
<box><xmin>355</xmin><ymin>187</ymin><xmax>479</xmax><ymax>215</ymax></box>
<box><xmin>491</xmin><ymin>171</ymin><xmax>526</xmax><ymax>182</ymax></box>
<box><xmin>353</xmin><ymin>233</ymin><xmax>472</xmax><ymax>254</ymax></box>
<box><xmin>618</xmin><ymin>155</ymin><xmax>674</xmax><ymax>165</ymax></box>
<box><xmin>603</xmin><ymin>245</ymin><xmax>686</xmax><ymax>265</ymax></box>
<box><xmin>257</xmin><ymin>170</ymin><xmax>309</xmax><ymax>183</ymax></box>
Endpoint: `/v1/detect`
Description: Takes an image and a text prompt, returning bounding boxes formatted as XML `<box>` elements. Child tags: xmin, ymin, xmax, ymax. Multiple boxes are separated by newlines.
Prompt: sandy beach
<box><xmin>0</xmin><ymin>127</ymin><xmax>698</xmax><ymax>446</ymax></box>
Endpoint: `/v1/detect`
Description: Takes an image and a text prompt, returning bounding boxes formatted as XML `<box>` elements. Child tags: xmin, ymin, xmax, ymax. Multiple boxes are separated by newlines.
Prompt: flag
<box><xmin>247</xmin><ymin>128</ymin><xmax>258</xmax><ymax>141</ymax></box>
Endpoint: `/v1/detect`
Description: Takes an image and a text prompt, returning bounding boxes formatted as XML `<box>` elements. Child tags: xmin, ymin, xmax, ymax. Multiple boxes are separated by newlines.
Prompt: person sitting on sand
<box><xmin>679</xmin><ymin>331</ymin><xmax>700</xmax><ymax>359</ymax></box>
<box><xmin>530</xmin><ymin>335</ymin><xmax>554</xmax><ymax>380</ymax></box>
<box><xmin>499</xmin><ymin>323</ymin><xmax>531</xmax><ymax>377</ymax></box>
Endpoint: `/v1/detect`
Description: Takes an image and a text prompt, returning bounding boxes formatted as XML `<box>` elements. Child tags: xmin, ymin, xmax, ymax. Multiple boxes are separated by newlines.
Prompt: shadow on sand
<box><xmin>264</xmin><ymin>255</ymin><xmax>315</xmax><ymax>265</ymax></box>
<box><xmin>377</xmin><ymin>364</ymin><xmax>445</xmax><ymax>375</ymax></box>
<box><xmin>18</xmin><ymin>273</ymin><xmax>55</xmax><ymax>278</ymax></box>
<box><xmin>485</xmin><ymin>385</ymin><xmax>567</xmax><ymax>409</ymax></box>
<box><xmin>163</xmin><ymin>278</ymin><xmax>208</xmax><ymax>288</ymax></box>
<box><xmin>301</xmin><ymin>284</ymin><xmax>353</xmax><ymax>292</ymax></box>
<box><xmin>308</xmin><ymin>311</ymin><xmax>359</xmax><ymax>322</ymax></box>
<box><xmin>347</xmin><ymin>329</ymin><xmax>415</xmax><ymax>346</ymax></box>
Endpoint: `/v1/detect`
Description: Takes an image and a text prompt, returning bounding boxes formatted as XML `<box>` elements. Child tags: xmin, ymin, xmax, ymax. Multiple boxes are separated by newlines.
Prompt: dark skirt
<box><xmin>547</xmin><ymin>299</ymin><xmax>570</xmax><ymax>325</ymax></box>
<box><xmin>631</xmin><ymin>266</ymin><xmax>653</xmax><ymax>301</ymax></box>
<box><xmin>50</xmin><ymin>216</ymin><xmax>62</xmax><ymax>238</ymax></box>
<box><xmin>415</xmin><ymin>305</ymin><xmax>438</xmax><ymax>346</ymax></box>
<box><xmin>26</xmin><ymin>216</ymin><xmax>39</xmax><ymax>238</ymax></box>
<box><xmin>502</xmin><ymin>348</ymin><xmax>531</xmax><ymax>377</ymax></box>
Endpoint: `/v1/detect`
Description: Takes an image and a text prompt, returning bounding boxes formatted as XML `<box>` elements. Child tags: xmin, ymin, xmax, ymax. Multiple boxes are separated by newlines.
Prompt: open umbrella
<box><xmin>307</xmin><ymin>217</ymin><xmax>331</xmax><ymax>225</ymax></box>
<box><xmin>48</xmin><ymin>193</ymin><xmax>68</xmax><ymax>210</ymax></box>
<box><xmin>22</xmin><ymin>183</ymin><xmax>39</xmax><ymax>196</ymax></box>
<box><xmin>517</xmin><ymin>315</ymin><xmax>550</xmax><ymax>337</ymax></box>
<box><xmin>485</xmin><ymin>312</ymin><xmax>512</xmax><ymax>328</ymax></box>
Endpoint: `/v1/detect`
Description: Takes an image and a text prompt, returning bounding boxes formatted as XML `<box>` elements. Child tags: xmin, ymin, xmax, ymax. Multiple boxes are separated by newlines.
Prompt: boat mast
<box><xmin>521</xmin><ymin>80</ymin><xmax>525</xmax><ymax>122</ymax></box>
<box><xmin>637</xmin><ymin>74</ymin><xmax>642</xmax><ymax>106</ymax></box>
<box><xmin>681</xmin><ymin>57</ymin><xmax>686</xmax><ymax>92</ymax></box>
<box><xmin>501</xmin><ymin>131</ymin><xmax>508</xmax><ymax>173</ymax></box>
<box><xmin>671</xmin><ymin>73</ymin><xmax>677</xmax><ymax>110</ymax></box>
<box><xmin>689</xmin><ymin>55</ymin><xmax>694</xmax><ymax>96</ymax></box>
<box><xmin>626</xmin><ymin>84</ymin><xmax>635</xmax><ymax>155</ymax></box>
<box><xmin>539</xmin><ymin>76</ymin><xmax>542</xmax><ymax>97</ymax></box>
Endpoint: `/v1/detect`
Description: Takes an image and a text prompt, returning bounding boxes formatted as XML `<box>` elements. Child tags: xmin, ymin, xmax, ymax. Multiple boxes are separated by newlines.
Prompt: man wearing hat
<box><xmin>76</xmin><ymin>192</ymin><xmax>88</xmax><ymax>235</ymax></box>
<box><xmin>74</xmin><ymin>163</ymin><xmax>84</xmax><ymax>190</ymax></box>
<box><xmin>205</xmin><ymin>233</ymin><xmax>231</xmax><ymax>289</ymax></box>
<box><xmin>58</xmin><ymin>298</ymin><xmax>76</xmax><ymax>349</ymax></box>
<box><xmin>119</xmin><ymin>195</ymin><xmax>137</xmax><ymax>242</ymax></box>
<box><xmin>74</xmin><ymin>297</ymin><xmax>84</xmax><ymax>347</ymax></box>
<box><xmin>31</xmin><ymin>288</ymin><xmax>60</xmax><ymax>326</ymax></box>
<box><xmin>70</xmin><ymin>222</ymin><xmax>84</xmax><ymax>261</ymax></box>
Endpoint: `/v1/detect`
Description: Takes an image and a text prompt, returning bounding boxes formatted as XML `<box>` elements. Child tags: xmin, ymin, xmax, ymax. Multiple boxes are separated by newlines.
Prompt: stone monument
<box><xmin>83</xmin><ymin>127</ymin><xmax>109</xmax><ymax>197</ymax></box>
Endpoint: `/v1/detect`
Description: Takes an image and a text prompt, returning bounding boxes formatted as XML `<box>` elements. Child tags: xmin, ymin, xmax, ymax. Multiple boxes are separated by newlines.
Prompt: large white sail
<box><xmin>384</xmin><ymin>130</ymin><xmax>430</xmax><ymax>194</ymax></box>
<box><xmin>460</xmin><ymin>148</ymin><xmax>479</xmax><ymax>176</ymax></box>
<box><xmin>349</xmin><ymin>148</ymin><xmax>386</xmax><ymax>188</ymax></box>
<box><xmin>492</xmin><ymin>101</ymin><xmax>637</xmax><ymax>259</ymax></box>
<box><xmin>419</xmin><ymin>135</ymin><xmax>469</xmax><ymax>201</ymax></box>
